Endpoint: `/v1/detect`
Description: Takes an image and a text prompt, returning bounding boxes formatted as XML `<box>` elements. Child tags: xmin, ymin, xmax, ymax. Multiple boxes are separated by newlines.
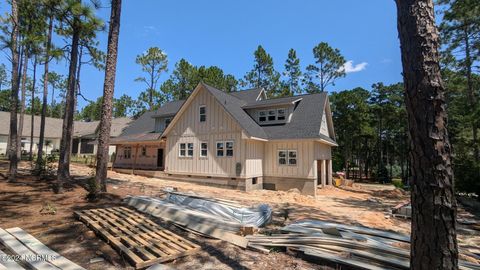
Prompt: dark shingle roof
<box><xmin>242</xmin><ymin>96</ymin><xmax>302</xmax><ymax>109</ymax></box>
<box><xmin>228</xmin><ymin>88</ymin><xmax>264</xmax><ymax>103</ymax></box>
<box><xmin>202</xmin><ymin>83</ymin><xmax>268</xmax><ymax>139</ymax></box>
<box><xmin>152</xmin><ymin>100</ymin><xmax>185</xmax><ymax>118</ymax></box>
<box><xmin>116</xmin><ymin>110</ymin><xmax>156</xmax><ymax>137</ymax></box>
<box><xmin>261</xmin><ymin>93</ymin><xmax>330</xmax><ymax>140</ymax></box>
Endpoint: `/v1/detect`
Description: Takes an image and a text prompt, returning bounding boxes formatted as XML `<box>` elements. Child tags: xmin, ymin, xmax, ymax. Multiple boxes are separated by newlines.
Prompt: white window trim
<box><xmin>225</xmin><ymin>141</ymin><xmax>234</xmax><ymax>157</ymax></box>
<box><xmin>278</xmin><ymin>149</ymin><xmax>297</xmax><ymax>166</ymax></box>
<box><xmin>287</xmin><ymin>150</ymin><xmax>297</xmax><ymax>166</ymax></box>
<box><xmin>187</xmin><ymin>143</ymin><xmax>194</xmax><ymax>157</ymax></box>
<box><xmin>216</xmin><ymin>141</ymin><xmax>224</xmax><ymax>157</ymax></box>
<box><xmin>199</xmin><ymin>105</ymin><xmax>206</xmax><ymax>122</ymax></box>
<box><xmin>179</xmin><ymin>143</ymin><xmax>186</xmax><ymax>157</ymax></box>
<box><xmin>200</xmin><ymin>142</ymin><xmax>208</xmax><ymax>158</ymax></box>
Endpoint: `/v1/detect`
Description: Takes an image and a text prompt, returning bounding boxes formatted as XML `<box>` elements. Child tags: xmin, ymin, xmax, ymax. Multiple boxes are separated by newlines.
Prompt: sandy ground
<box><xmin>0</xmin><ymin>161</ymin><xmax>479</xmax><ymax>269</ymax></box>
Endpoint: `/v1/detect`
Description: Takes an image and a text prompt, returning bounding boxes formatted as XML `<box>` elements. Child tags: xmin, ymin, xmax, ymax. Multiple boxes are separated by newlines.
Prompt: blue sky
<box><xmin>0</xmin><ymin>0</ymin><xmax>403</xmax><ymax>110</ymax></box>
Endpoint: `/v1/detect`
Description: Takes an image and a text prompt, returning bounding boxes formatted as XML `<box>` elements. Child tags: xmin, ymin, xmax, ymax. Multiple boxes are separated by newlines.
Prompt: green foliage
<box><xmin>241</xmin><ymin>45</ymin><xmax>280</xmax><ymax>97</ymax></box>
<box><xmin>392</xmin><ymin>179</ymin><xmax>405</xmax><ymax>189</ymax></box>
<box><xmin>0</xmin><ymin>89</ymin><xmax>10</xmax><ymax>111</ymax></box>
<box><xmin>281</xmin><ymin>48</ymin><xmax>302</xmax><ymax>97</ymax></box>
<box><xmin>0</xmin><ymin>63</ymin><xmax>8</xmax><ymax>91</ymax></box>
<box><xmin>160</xmin><ymin>59</ymin><xmax>238</xmax><ymax>102</ymax></box>
<box><xmin>135</xmin><ymin>47</ymin><xmax>168</xmax><ymax>109</ymax></box>
<box><xmin>303</xmin><ymin>42</ymin><xmax>346</xmax><ymax>92</ymax></box>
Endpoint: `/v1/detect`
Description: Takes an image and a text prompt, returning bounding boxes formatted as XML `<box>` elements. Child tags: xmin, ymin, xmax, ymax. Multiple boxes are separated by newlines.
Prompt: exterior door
<box><xmin>157</xmin><ymin>148</ymin><xmax>164</xmax><ymax>168</ymax></box>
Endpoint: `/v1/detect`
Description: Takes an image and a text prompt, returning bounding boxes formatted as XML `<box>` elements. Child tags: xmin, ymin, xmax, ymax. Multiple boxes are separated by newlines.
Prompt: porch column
<box><xmin>327</xmin><ymin>159</ymin><xmax>333</xmax><ymax>185</ymax></box>
<box><xmin>77</xmin><ymin>139</ymin><xmax>82</xmax><ymax>155</ymax></box>
<box><xmin>321</xmin><ymin>159</ymin><xmax>326</xmax><ymax>187</ymax></box>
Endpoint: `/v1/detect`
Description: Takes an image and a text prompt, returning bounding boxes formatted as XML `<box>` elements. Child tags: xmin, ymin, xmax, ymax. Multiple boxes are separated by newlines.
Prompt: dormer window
<box><xmin>165</xmin><ymin>118</ymin><xmax>172</xmax><ymax>128</ymax></box>
<box><xmin>199</xmin><ymin>105</ymin><xmax>206</xmax><ymax>122</ymax></box>
<box><xmin>259</xmin><ymin>111</ymin><xmax>267</xmax><ymax>122</ymax></box>
<box><xmin>268</xmin><ymin>110</ymin><xmax>276</xmax><ymax>121</ymax></box>
<box><xmin>277</xmin><ymin>109</ymin><xmax>286</xmax><ymax>121</ymax></box>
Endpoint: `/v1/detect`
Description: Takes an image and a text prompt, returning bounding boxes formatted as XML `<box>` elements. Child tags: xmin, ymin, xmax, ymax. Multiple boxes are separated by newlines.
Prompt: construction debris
<box><xmin>75</xmin><ymin>207</ymin><xmax>200</xmax><ymax>269</ymax></box>
<box><xmin>246</xmin><ymin>219</ymin><xmax>480</xmax><ymax>270</ymax></box>
<box><xmin>0</xmin><ymin>227</ymin><xmax>85</xmax><ymax>270</ymax></box>
<box><xmin>391</xmin><ymin>201</ymin><xmax>411</xmax><ymax>219</ymax></box>
<box><xmin>124</xmin><ymin>196</ymin><xmax>249</xmax><ymax>248</ymax></box>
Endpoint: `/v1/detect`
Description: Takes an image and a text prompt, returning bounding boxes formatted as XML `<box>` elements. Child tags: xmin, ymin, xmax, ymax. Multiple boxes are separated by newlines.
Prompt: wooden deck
<box><xmin>74</xmin><ymin>207</ymin><xmax>200</xmax><ymax>269</ymax></box>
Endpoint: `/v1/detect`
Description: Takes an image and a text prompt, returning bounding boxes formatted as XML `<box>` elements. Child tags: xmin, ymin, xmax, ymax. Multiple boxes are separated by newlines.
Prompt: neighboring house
<box><xmin>111</xmin><ymin>83</ymin><xmax>337</xmax><ymax>196</ymax></box>
<box><xmin>0</xmin><ymin>111</ymin><xmax>131</xmax><ymax>157</ymax></box>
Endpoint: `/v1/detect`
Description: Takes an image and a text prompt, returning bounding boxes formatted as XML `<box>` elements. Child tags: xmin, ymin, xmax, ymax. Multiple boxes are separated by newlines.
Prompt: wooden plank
<box><xmin>0</xmin><ymin>249</ymin><xmax>25</xmax><ymax>270</ymax></box>
<box><xmin>0</xmin><ymin>228</ymin><xmax>58</xmax><ymax>270</ymax></box>
<box><xmin>75</xmin><ymin>208</ymin><xmax>200</xmax><ymax>269</ymax></box>
<box><xmin>5</xmin><ymin>227</ymin><xmax>85</xmax><ymax>270</ymax></box>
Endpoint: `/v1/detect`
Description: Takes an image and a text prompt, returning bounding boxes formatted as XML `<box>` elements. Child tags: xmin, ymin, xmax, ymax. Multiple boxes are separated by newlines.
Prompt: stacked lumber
<box><xmin>74</xmin><ymin>207</ymin><xmax>200</xmax><ymax>269</ymax></box>
<box><xmin>124</xmin><ymin>196</ymin><xmax>250</xmax><ymax>248</ymax></box>
<box><xmin>247</xmin><ymin>219</ymin><xmax>480</xmax><ymax>270</ymax></box>
<box><xmin>0</xmin><ymin>227</ymin><xmax>85</xmax><ymax>270</ymax></box>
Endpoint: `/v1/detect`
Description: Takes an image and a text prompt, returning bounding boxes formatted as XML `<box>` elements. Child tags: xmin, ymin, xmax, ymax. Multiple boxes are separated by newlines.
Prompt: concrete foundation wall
<box><xmin>263</xmin><ymin>176</ymin><xmax>317</xmax><ymax>196</ymax></box>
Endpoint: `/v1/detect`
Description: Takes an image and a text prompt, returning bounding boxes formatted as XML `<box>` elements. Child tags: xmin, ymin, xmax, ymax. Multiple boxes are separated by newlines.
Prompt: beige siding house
<box><xmin>111</xmin><ymin>83</ymin><xmax>337</xmax><ymax>196</ymax></box>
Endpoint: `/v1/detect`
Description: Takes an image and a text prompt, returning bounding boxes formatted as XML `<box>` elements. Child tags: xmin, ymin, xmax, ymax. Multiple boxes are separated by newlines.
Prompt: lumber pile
<box><xmin>123</xmin><ymin>195</ymin><xmax>269</xmax><ymax>248</ymax></box>
<box><xmin>75</xmin><ymin>207</ymin><xmax>200</xmax><ymax>269</ymax></box>
<box><xmin>0</xmin><ymin>227</ymin><xmax>85</xmax><ymax>270</ymax></box>
<box><xmin>247</xmin><ymin>219</ymin><xmax>480</xmax><ymax>270</ymax></box>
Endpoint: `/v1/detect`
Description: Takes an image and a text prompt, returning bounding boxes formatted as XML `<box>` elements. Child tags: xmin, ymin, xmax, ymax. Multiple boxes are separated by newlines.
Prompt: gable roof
<box><xmin>228</xmin><ymin>88</ymin><xmax>264</xmax><ymax>103</ymax></box>
<box><xmin>152</xmin><ymin>100</ymin><xmax>185</xmax><ymax>118</ymax></box>
<box><xmin>242</xmin><ymin>95</ymin><xmax>302</xmax><ymax>109</ymax></box>
<box><xmin>260</xmin><ymin>92</ymin><xmax>335</xmax><ymax>141</ymax></box>
<box><xmin>0</xmin><ymin>111</ymin><xmax>130</xmax><ymax>139</ymax></box>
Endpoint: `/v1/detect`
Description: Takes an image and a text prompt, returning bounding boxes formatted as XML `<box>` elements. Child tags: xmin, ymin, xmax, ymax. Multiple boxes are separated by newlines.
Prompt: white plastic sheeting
<box><xmin>164</xmin><ymin>191</ymin><xmax>272</xmax><ymax>227</ymax></box>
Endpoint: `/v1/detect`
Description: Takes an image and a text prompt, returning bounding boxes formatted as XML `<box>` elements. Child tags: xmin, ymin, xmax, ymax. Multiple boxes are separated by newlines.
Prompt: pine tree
<box><xmin>303</xmin><ymin>42</ymin><xmax>346</xmax><ymax>92</ymax></box>
<box><xmin>281</xmin><ymin>48</ymin><xmax>302</xmax><ymax>96</ymax></box>
<box><xmin>135</xmin><ymin>47</ymin><xmax>168</xmax><ymax>110</ymax></box>
<box><xmin>241</xmin><ymin>45</ymin><xmax>280</xmax><ymax>97</ymax></box>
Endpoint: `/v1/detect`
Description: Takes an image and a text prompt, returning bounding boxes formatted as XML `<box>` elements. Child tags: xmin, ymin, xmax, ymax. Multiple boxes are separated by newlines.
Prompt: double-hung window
<box><xmin>187</xmin><ymin>143</ymin><xmax>194</xmax><ymax>157</ymax></box>
<box><xmin>217</xmin><ymin>141</ymin><xmax>234</xmax><ymax>157</ymax></box>
<box><xmin>277</xmin><ymin>108</ymin><xmax>286</xmax><ymax>121</ymax></box>
<box><xmin>141</xmin><ymin>146</ymin><xmax>147</xmax><ymax>156</ymax></box>
<box><xmin>216</xmin><ymin>142</ymin><xmax>224</xmax><ymax>157</ymax></box>
<box><xmin>278</xmin><ymin>150</ymin><xmax>297</xmax><ymax>165</ymax></box>
<box><xmin>179</xmin><ymin>143</ymin><xmax>194</xmax><ymax>157</ymax></box>
<box><xmin>199</xmin><ymin>105</ymin><xmax>206</xmax><ymax>122</ymax></box>
<box><xmin>179</xmin><ymin>143</ymin><xmax>186</xmax><ymax>157</ymax></box>
<box><xmin>200</xmin><ymin>142</ymin><xmax>208</xmax><ymax>157</ymax></box>
<box><xmin>165</xmin><ymin>118</ymin><xmax>172</xmax><ymax>128</ymax></box>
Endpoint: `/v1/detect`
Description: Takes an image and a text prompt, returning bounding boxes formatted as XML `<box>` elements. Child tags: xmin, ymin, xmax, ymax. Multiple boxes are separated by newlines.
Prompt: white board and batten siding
<box><xmin>165</xmin><ymin>87</ymin><xmax>249</xmax><ymax>178</ymax></box>
<box><xmin>263</xmin><ymin>140</ymin><xmax>317</xmax><ymax>179</ymax></box>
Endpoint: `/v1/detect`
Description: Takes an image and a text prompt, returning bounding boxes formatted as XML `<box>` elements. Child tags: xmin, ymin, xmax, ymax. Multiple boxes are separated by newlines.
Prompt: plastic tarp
<box><xmin>164</xmin><ymin>192</ymin><xmax>272</xmax><ymax>227</ymax></box>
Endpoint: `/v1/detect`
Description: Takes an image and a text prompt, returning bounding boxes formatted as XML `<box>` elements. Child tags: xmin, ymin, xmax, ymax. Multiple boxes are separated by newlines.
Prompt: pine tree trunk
<box><xmin>57</xmin><ymin>14</ymin><xmax>80</xmax><ymax>192</ymax></box>
<box><xmin>29</xmin><ymin>56</ymin><xmax>37</xmax><ymax>162</ymax></box>
<box><xmin>18</xmin><ymin>51</ymin><xmax>29</xmax><ymax>160</ymax></box>
<box><xmin>35</xmin><ymin>16</ymin><xmax>53</xmax><ymax>173</ymax></box>
<box><xmin>395</xmin><ymin>0</ymin><xmax>458</xmax><ymax>269</ymax></box>
<box><xmin>94</xmin><ymin>0</ymin><xmax>122</xmax><ymax>194</ymax></box>
<box><xmin>8</xmin><ymin>0</ymin><xmax>20</xmax><ymax>182</ymax></box>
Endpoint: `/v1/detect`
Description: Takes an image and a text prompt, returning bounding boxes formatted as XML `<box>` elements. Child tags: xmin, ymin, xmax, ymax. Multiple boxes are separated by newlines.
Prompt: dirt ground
<box><xmin>1</xmin><ymin>161</ymin><xmax>479</xmax><ymax>269</ymax></box>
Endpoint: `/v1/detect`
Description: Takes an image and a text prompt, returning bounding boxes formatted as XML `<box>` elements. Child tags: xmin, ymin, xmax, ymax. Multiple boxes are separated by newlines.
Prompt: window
<box><xmin>216</xmin><ymin>142</ymin><xmax>224</xmax><ymax>157</ymax></box>
<box><xmin>165</xmin><ymin>118</ymin><xmax>172</xmax><ymax>128</ymax></box>
<box><xmin>278</xmin><ymin>150</ymin><xmax>297</xmax><ymax>166</ymax></box>
<box><xmin>226</xmin><ymin>141</ymin><xmax>234</xmax><ymax>157</ymax></box>
<box><xmin>141</xmin><ymin>146</ymin><xmax>147</xmax><ymax>156</ymax></box>
<box><xmin>179</xmin><ymin>143</ymin><xmax>186</xmax><ymax>157</ymax></box>
<box><xmin>199</xmin><ymin>105</ymin><xmax>206</xmax><ymax>122</ymax></box>
<box><xmin>216</xmin><ymin>141</ymin><xmax>233</xmax><ymax>157</ymax></box>
<box><xmin>288</xmin><ymin>150</ymin><xmax>297</xmax><ymax>165</ymax></box>
<box><xmin>277</xmin><ymin>108</ymin><xmax>286</xmax><ymax>121</ymax></box>
<box><xmin>124</xmin><ymin>147</ymin><xmax>132</xmax><ymax>159</ymax></box>
<box><xmin>278</xmin><ymin>150</ymin><xmax>287</xmax><ymax>165</ymax></box>
<box><xmin>259</xmin><ymin>111</ymin><xmax>267</xmax><ymax>122</ymax></box>
<box><xmin>200</xmin><ymin>142</ymin><xmax>208</xmax><ymax>157</ymax></box>
<box><xmin>268</xmin><ymin>110</ymin><xmax>276</xmax><ymax>121</ymax></box>
<box><xmin>187</xmin><ymin>143</ymin><xmax>194</xmax><ymax>157</ymax></box>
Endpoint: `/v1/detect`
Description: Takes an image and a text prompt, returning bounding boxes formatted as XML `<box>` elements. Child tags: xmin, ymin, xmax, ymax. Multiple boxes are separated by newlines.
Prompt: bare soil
<box><xmin>1</xmin><ymin>160</ymin><xmax>479</xmax><ymax>269</ymax></box>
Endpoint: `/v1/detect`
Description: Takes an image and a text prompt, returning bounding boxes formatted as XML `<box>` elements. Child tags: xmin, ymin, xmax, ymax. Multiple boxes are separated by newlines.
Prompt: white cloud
<box><xmin>340</xmin><ymin>60</ymin><xmax>368</xmax><ymax>73</ymax></box>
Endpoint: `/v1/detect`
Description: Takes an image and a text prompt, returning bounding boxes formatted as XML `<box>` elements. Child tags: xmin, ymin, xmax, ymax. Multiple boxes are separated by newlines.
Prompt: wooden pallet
<box><xmin>74</xmin><ymin>207</ymin><xmax>200</xmax><ymax>269</ymax></box>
